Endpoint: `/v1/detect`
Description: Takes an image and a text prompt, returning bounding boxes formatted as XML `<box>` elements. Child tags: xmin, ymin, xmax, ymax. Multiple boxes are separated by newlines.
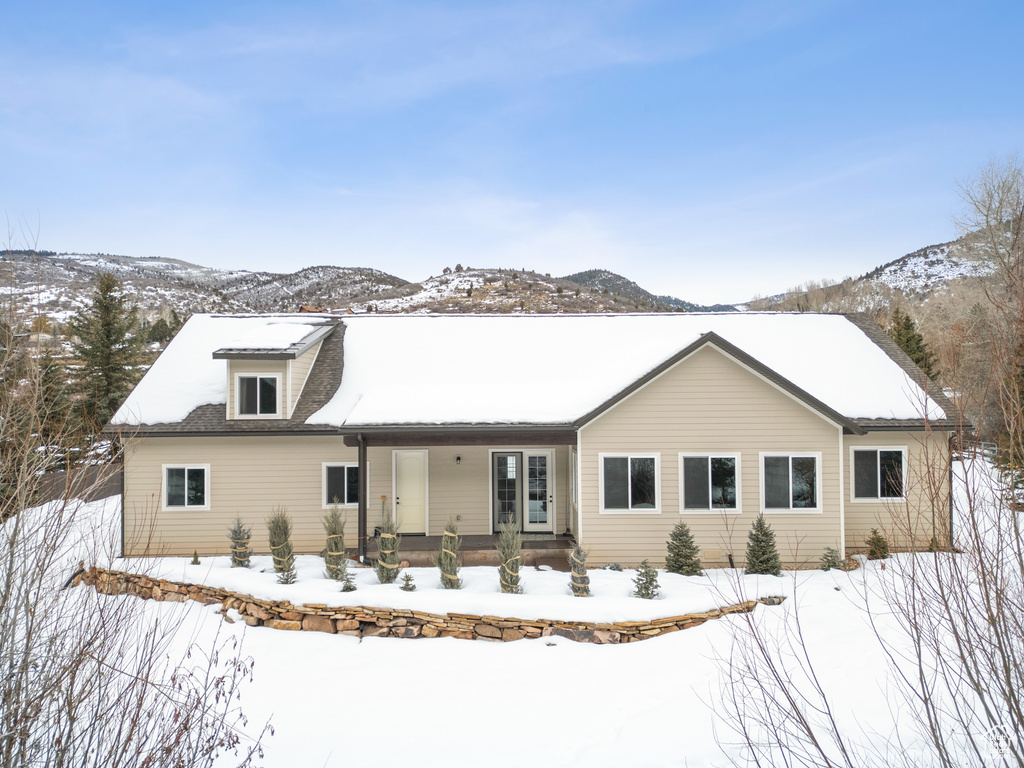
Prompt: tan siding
<box><xmin>579</xmin><ymin>345</ymin><xmax>842</xmax><ymax>568</ymax></box>
<box><xmin>288</xmin><ymin>340</ymin><xmax>322</xmax><ymax>414</ymax></box>
<box><xmin>843</xmin><ymin>430</ymin><xmax>951</xmax><ymax>551</ymax></box>
<box><xmin>123</xmin><ymin>435</ymin><xmax>355</xmax><ymax>557</ymax></box>
<box><xmin>225</xmin><ymin>360</ymin><xmax>288</xmax><ymax>420</ymax></box>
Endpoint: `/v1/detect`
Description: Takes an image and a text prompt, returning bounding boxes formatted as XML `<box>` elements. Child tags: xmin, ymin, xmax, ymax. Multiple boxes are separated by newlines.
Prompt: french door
<box><xmin>492</xmin><ymin>450</ymin><xmax>554</xmax><ymax>533</ymax></box>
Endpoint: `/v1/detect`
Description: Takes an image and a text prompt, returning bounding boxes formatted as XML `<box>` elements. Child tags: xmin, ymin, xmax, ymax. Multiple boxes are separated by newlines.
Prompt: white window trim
<box><xmin>678</xmin><ymin>452</ymin><xmax>742</xmax><ymax>514</ymax></box>
<box><xmin>598</xmin><ymin>452</ymin><xmax>661</xmax><ymax>515</ymax></box>
<box><xmin>234</xmin><ymin>372</ymin><xmax>284</xmax><ymax>419</ymax></box>
<box><xmin>849</xmin><ymin>446</ymin><xmax>908</xmax><ymax>503</ymax></box>
<box><xmin>322</xmin><ymin>462</ymin><xmax>363</xmax><ymax>509</ymax></box>
<box><xmin>161</xmin><ymin>463</ymin><xmax>211</xmax><ymax>511</ymax></box>
<box><xmin>759</xmin><ymin>451</ymin><xmax>823</xmax><ymax>514</ymax></box>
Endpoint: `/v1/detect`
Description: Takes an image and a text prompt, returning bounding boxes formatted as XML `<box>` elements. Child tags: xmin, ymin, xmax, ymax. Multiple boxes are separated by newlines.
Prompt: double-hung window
<box><xmin>236</xmin><ymin>374</ymin><xmax>281</xmax><ymax>417</ymax></box>
<box><xmin>600</xmin><ymin>454</ymin><xmax>659</xmax><ymax>513</ymax></box>
<box><xmin>852</xmin><ymin>448</ymin><xmax>905</xmax><ymax>500</ymax></box>
<box><xmin>323</xmin><ymin>463</ymin><xmax>360</xmax><ymax>507</ymax></box>
<box><xmin>163</xmin><ymin>465</ymin><xmax>209</xmax><ymax>510</ymax></box>
<box><xmin>680</xmin><ymin>454</ymin><xmax>740</xmax><ymax>512</ymax></box>
<box><xmin>762</xmin><ymin>453</ymin><xmax>820</xmax><ymax>512</ymax></box>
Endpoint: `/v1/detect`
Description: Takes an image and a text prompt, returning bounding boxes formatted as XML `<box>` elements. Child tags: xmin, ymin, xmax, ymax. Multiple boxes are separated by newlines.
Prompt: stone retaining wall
<box><xmin>77</xmin><ymin>566</ymin><xmax>783</xmax><ymax>645</ymax></box>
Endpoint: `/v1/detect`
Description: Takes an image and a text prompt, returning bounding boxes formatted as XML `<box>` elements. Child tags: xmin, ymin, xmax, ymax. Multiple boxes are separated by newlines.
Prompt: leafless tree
<box><xmin>713</xmin><ymin>158</ymin><xmax>1024</xmax><ymax>767</ymax></box>
<box><xmin>0</xmin><ymin>314</ymin><xmax>267</xmax><ymax>766</ymax></box>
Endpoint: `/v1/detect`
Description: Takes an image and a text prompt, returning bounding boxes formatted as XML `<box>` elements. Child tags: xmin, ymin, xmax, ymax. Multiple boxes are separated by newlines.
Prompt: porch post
<box><xmin>357</xmin><ymin>433</ymin><xmax>368</xmax><ymax>561</ymax></box>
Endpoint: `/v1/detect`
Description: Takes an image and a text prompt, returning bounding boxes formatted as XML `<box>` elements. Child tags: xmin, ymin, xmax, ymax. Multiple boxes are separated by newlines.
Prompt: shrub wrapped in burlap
<box><xmin>433</xmin><ymin>517</ymin><xmax>462</xmax><ymax>590</ymax></box>
<box><xmin>569</xmin><ymin>540</ymin><xmax>590</xmax><ymax>597</ymax></box>
<box><xmin>497</xmin><ymin>516</ymin><xmax>522</xmax><ymax>594</ymax></box>
<box><xmin>322</xmin><ymin>507</ymin><xmax>349</xmax><ymax>582</ymax></box>
<box><xmin>374</xmin><ymin>516</ymin><xmax>402</xmax><ymax>584</ymax></box>
<box><xmin>267</xmin><ymin>507</ymin><xmax>296</xmax><ymax>585</ymax></box>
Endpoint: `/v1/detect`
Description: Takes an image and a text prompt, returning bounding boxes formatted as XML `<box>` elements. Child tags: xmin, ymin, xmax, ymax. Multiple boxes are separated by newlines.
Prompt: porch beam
<box><xmin>342</xmin><ymin>430</ymin><xmax>576</xmax><ymax>447</ymax></box>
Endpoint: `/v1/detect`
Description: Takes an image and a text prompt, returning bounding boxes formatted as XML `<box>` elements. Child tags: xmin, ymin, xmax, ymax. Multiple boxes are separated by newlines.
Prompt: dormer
<box><xmin>213</xmin><ymin>320</ymin><xmax>337</xmax><ymax>421</ymax></box>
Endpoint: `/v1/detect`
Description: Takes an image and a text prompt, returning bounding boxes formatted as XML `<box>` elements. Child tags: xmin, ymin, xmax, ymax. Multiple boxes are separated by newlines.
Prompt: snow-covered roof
<box><xmin>112</xmin><ymin>312</ymin><xmax>948</xmax><ymax>430</ymax></box>
<box><xmin>308</xmin><ymin>313</ymin><xmax>945</xmax><ymax>426</ymax></box>
<box><xmin>111</xmin><ymin>315</ymin><xmax>333</xmax><ymax>426</ymax></box>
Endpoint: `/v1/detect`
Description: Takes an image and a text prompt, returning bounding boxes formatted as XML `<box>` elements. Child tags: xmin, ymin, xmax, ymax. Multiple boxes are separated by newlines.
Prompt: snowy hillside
<box><xmin>865</xmin><ymin>240</ymin><xmax>995</xmax><ymax>297</ymax></box>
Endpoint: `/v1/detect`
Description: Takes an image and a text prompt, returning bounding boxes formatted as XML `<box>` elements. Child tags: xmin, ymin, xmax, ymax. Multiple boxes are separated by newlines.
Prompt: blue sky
<box><xmin>2</xmin><ymin>1</ymin><xmax>1021</xmax><ymax>303</ymax></box>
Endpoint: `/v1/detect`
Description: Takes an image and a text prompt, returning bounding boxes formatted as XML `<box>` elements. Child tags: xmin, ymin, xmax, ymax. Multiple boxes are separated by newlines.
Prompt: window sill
<box><xmin>681</xmin><ymin>508</ymin><xmax>741</xmax><ymax>515</ymax></box>
<box><xmin>850</xmin><ymin>497</ymin><xmax>906</xmax><ymax>504</ymax></box>
<box><xmin>599</xmin><ymin>508</ymin><xmax>662</xmax><ymax>515</ymax></box>
<box><xmin>763</xmin><ymin>507</ymin><xmax>823</xmax><ymax>515</ymax></box>
<box><xmin>162</xmin><ymin>505</ymin><xmax>211</xmax><ymax>512</ymax></box>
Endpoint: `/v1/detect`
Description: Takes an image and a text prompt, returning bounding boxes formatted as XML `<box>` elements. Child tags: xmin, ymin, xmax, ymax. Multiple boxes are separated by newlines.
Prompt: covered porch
<box><xmin>343</xmin><ymin>427</ymin><xmax>579</xmax><ymax>564</ymax></box>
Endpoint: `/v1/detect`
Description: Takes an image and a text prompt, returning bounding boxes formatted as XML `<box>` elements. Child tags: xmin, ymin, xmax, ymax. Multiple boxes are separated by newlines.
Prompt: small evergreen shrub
<box><xmin>633</xmin><ymin>560</ymin><xmax>660</xmax><ymax>599</ymax></box>
<box><xmin>341</xmin><ymin>571</ymin><xmax>357</xmax><ymax>592</ymax></box>
<box><xmin>665</xmin><ymin>521</ymin><xmax>702</xmax><ymax>576</ymax></box>
<box><xmin>497</xmin><ymin>515</ymin><xmax>522</xmax><ymax>594</ymax></box>
<box><xmin>399</xmin><ymin>573</ymin><xmax>417</xmax><ymax>592</ymax></box>
<box><xmin>433</xmin><ymin>517</ymin><xmax>462</xmax><ymax>590</ymax></box>
<box><xmin>820</xmin><ymin>546</ymin><xmax>843</xmax><ymax>571</ymax></box>
<box><xmin>927</xmin><ymin>535</ymin><xmax>941</xmax><ymax>553</ymax></box>
<box><xmin>569</xmin><ymin>541</ymin><xmax>590</xmax><ymax>597</ymax></box>
<box><xmin>228</xmin><ymin>517</ymin><xmax>251</xmax><ymax>568</ymax></box>
<box><xmin>866</xmin><ymin>528</ymin><xmax>890</xmax><ymax>560</ymax></box>
<box><xmin>374</xmin><ymin>517</ymin><xmax>402</xmax><ymax>584</ymax></box>
<box><xmin>745</xmin><ymin>514</ymin><xmax>782</xmax><ymax>576</ymax></box>
<box><xmin>604</xmin><ymin>562</ymin><xmax>623</xmax><ymax>572</ymax></box>
<box><xmin>322</xmin><ymin>507</ymin><xmax>349</xmax><ymax>582</ymax></box>
<box><xmin>267</xmin><ymin>507</ymin><xmax>296</xmax><ymax>584</ymax></box>
<box><xmin>190</xmin><ymin>550</ymin><xmax>200</xmax><ymax>566</ymax></box>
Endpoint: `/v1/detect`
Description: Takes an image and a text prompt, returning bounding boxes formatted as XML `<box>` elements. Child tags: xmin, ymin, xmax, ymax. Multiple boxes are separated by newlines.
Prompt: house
<box><xmin>109</xmin><ymin>312</ymin><xmax>956</xmax><ymax>568</ymax></box>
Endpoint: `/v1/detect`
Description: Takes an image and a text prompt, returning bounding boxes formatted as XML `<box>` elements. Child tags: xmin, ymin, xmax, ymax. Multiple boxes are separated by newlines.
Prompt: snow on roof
<box><xmin>111</xmin><ymin>315</ymin><xmax>329</xmax><ymax>426</ymax></box>
<box><xmin>306</xmin><ymin>313</ymin><xmax>945</xmax><ymax>427</ymax></box>
<box><xmin>218</xmin><ymin>321</ymin><xmax>318</xmax><ymax>351</ymax></box>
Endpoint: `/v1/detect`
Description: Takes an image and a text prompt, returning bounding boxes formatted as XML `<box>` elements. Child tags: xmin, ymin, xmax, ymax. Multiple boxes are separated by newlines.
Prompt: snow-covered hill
<box><xmin>864</xmin><ymin>240</ymin><xmax>995</xmax><ymax>297</ymax></box>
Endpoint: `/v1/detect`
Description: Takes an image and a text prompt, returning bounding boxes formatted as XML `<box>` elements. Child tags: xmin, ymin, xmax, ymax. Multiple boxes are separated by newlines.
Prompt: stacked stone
<box><xmin>77</xmin><ymin>567</ymin><xmax>779</xmax><ymax>645</ymax></box>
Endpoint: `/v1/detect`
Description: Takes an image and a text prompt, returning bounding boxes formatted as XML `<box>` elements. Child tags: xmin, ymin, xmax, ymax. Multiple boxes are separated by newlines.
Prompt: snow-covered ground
<box><xmin>17</xmin><ymin>456</ymin><xmax>1021</xmax><ymax>766</ymax></box>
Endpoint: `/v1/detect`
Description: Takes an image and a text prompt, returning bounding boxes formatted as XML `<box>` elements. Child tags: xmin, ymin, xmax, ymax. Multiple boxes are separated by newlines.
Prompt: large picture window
<box><xmin>163</xmin><ymin>465</ymin><xmax>209</xmax><ymax>509</ymax></box>
<box><xmin>680</xmin><ymin>454</ymin><xmax>739</xmax><ymax>512</ymax></box>
<box><xmin>853</xmin><ymin>448</ymin><xmax>905</xmax><ymax>500</ymax></box>
<box><xmin>324</xmin><ymin>463</ymin><xmax>360</xmax><ymax>507</ymax></box>
<box><xmin>601</xmin><ymin>454</ymin><xmax>659</xmax><ymax>513</ymax></box>
<box><xmin>236</xmin><ymin>374</ymin><xmax>280</xmax><ymax>417</ymax></box>
<box><xmin>762</xmin><ymin>454</ymin><xmax>820</xmax><ymax>512</ymax></box>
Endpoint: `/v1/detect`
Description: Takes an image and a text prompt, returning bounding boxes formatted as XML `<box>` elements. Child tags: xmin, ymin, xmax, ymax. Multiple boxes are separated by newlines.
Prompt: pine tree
<box><xmin>665</xmin><ymin>521</ymin><xmax>703</xmax><ymax>576</ymax></box>
<box><xmin>374</xmin><ymin>516</ymin><xmax>402</xmax><ymax>584</ymax></box>
<box><xmin>399</xmin><ymin>573</ymin><xmax>417</xmax><ymax>592</ymax></box>
<box><xmin>341</xmin><ymin>571</ymin><xmax>357</xmax><ymax>592</ymax></box>
<box><xmin>820</xmin><ymin>546</ymin><xmax>843</xmax><ymax>571</ymax></box>
<box><xmin>191</xmin><ymin>550</ymin><xmax>200</xmax><ymax>565</ymax></box>
<box><xmin>569</xmin><ymin>540</ymin><xmax>590</xmax><ymax>597</ymax></box>
<box><xmin>887</xmin><ymin>308</ymin><xmax>936</xmax><ymax>379</ymax></box>
<box><xmin>633</xmin><ymin>560</ymin><xmax>660</xmax><ymax>599</ymax></box>
<box><xmin>433</xmin><ymin>517</ymin><xmax>462</xmax><ymax>590</ymax></box>
<box><xmin>68</xmin><ymin>273</ymin><xmax>145</xmax><ymax>429</ymax></box>
<box><xmin>228</xmin><ymin>517</ymin><xmax>251</xmax><ymax>568</ymax></box>
<box><xmin>745</xmin><ymin>514</ymin><xmax>782</xmax><ymax>576</ymax></box>
<box><xmin>322</xmin><ymin>507</ymin><xmax>348</xmax><ymax>581</ymax></box>
<box><xmin>267</xmin><ymin>507</ymin><xmax>296</xmax><ymax>583</ymax></box>
<box><xmin>866</xmin><ymin>528</ymin><xmax>890</xmax><ymax>560</ymax></box>
<box><xmin>497</xmin><ymin>515</ymin><xmax>522</xmax><ymax>594</ymax></box>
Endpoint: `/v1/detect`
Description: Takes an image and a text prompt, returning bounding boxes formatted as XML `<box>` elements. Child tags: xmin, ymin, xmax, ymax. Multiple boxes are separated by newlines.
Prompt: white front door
<box><xmin>523</xmin><ymin>450</ymin><xmax>554</xmax><ymax>533</ymax></box>
<box><xmin>393</xmin><ymin>450</ymin><xmax>428</xmax><ymax>534</ymax></box>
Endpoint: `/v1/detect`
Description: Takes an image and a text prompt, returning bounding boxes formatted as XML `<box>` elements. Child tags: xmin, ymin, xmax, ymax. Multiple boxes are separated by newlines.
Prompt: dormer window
<box><xmin>236</xmin><ymin>374</ymin><xmax>282</xmax><ymax>418</ymax></box>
